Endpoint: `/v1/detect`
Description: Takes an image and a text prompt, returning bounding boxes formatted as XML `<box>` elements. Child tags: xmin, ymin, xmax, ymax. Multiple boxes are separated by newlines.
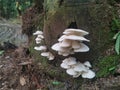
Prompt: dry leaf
<box><xmin>20</xmin><ymin>76</ymin><xmax>26</xmax><ymax>86</ymax></box>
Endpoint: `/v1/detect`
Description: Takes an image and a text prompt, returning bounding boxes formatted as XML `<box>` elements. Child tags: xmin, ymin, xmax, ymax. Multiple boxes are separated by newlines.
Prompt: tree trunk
<box><xmin>44</xmin><ymin>0</ymin><xmax>113</xmax><ymax>62</ymax></box>
<box><xmin>23</xmin><ymin>0</ymin><xmax>120</xmax><ymax>89</ymax></box>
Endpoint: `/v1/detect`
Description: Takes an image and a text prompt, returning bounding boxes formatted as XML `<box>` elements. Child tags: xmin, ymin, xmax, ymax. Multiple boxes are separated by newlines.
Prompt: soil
<box><xmin>0</xmin><ymin>47</ymin><xmax>120</xmax><ymax>90</ymax></box>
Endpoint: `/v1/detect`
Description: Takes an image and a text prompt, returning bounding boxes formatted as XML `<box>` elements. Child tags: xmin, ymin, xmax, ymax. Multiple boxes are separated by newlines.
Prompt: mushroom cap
<box><xmin>66</xmin><ymin>68</ymin><xmax>78</xmax><ymax>76</ymax></box>
<box><xmin>73</xmin><ymin>63</ymin><xmax>88</xmax><ymax>72</ymax></box>
<box><xmin>84</xmin><ymin>61</ymin><xmax>92</xmax><ymax>68</ymax></box>
<box><xmin>37</xmin><ymin>35</ymin><xmax>44</xmax><ymax>39</ymax></box>
<box><xmin>36</xmin><ymin>41</ymin><xmax>41</xmax><ymax>44</ymax></box>
<box><xmin>51</xmin><ymin>43</ymin><xmax>71</xmax><ymax>52</ymax></box>
<box><xmin>60</xmin><ymin>63</ymin><xmax>70</xmax><ymax>69</ymax></box>
<box><xmin>74</xmin><ymin>43</ymin><xmax>89</xmax><ymax>52</ymax></box>
<box><xmin>63</xmin><ymin>28</ymin><xmax>89</xmax><ymax>36</ymax></box>
<box><xmin>34</xmin><ymin>46</ymin><xmax>47</xmax><ymax>51</ymax></box>
<box><xmin>34</xmin><ymin>46</ymin><xmax>46</xmax><ymax>51</ymax></box>
<box><xmin>58</xmin><ymin>35</ymin><xmax>67</xmax><ymax>42</ymax></box>
<box><xmin>63</xmin><ymin>57</ymin><xmax>77</xmax><ymax>65</ymax></box>
<box><xmin>48</xmin><ymin>52</ymin><xmax>55</xmax><ymax>60</ymax></box>
<box><xmin>64</xmin><ymin>35</ymin><xmax>90</xmax><ymax>42</ymax></box>
<box><xmin>35</xmin><ymin>37</ymin><xmax>42</xmax><ymax>41</ymax></box>
<box><xmin>51</xmin><ymin>43</ymin><xmax>61</xmax><ymax>51</ymax></box>
<box><xmin>71</xmin><ymin>41</ymin><xmax>81</xmax><ymax>49</ymax></box>
<box><xmin>82</xmin><ymin>70</ymin><xmax>95</xmax><ymax>79</ymax></box>
<box><xmin>73</xmin><ymin>72</ymin><xmax>82</xmax><ymax>78</ymax></box>
<box><xmin>33</xmin><ymin>31</ymin><xmax>43</xmax><ymax>35</ymax></box>
<box><xmin>60</xmin><ymin>39</ymin><xmax>72</xmax><ymax>47</ymax></box>
<box><xmin>41</xmin><ymin>52</ymin><xmax>49</xmax><ymax>57</ymax></box>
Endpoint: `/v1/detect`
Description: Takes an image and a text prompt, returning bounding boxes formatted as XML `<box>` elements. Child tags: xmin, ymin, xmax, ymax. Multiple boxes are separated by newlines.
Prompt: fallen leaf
<box><xmin>20</xmin><ymin>76</ymin><xmax>26</xmax><ymax>86</ymax></box>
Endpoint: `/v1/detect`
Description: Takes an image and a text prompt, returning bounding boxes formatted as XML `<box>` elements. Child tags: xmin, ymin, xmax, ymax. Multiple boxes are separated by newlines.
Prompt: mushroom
<box><xmin>41</xmin><ymin>52</ymin><xmax>55</xmax><ymax>60</ymax></box>
<box><xmin>63</xmin><ymin>28</ymin><xmax>89</xmax><ymax>36</ymax></box>
<box><xmin>48</xmin><ymin>52</ymin><xmax>55</xmax><ymax>60</ymax></box>
<box><xmin>81</xmin><ymin>70</ymin><xmax>95</xmax><ymax>79</ymax></box>
<box><xmin>34</xmin><ymin>46</ymin><xmax>47</xmax><ymax>51</ymax></box>
<box><xmin>74</xmin><ymin>43</ymin><xmax>89</xmax><ymax>52</ymax></box>
<box><xmin>73</xmin><ymin>63</ymin><xmax>88</xmax><ymax>72</ymax></box>
<box><xmin>84</xmin><ymin>61</ymin><xmax>92</xmax><ymax>68</ymax></box>
<box><xmin>60</xmin><ymin>63</ymin><xmax>70</xmax><ymax>69</ymax></box>
<box><xmin>60</xmin><ymin>39</ymin><xmax>72</xmax><ymax>47</ymax></box>
<box><xmin>64</xmin><ymin>35</ymin><xmax>90</xmax><ymax>42</ymax></box>
<box><xmin>33</xmin><ymin>31</ymin><xmax>43</xmax><ymax>35</ymax></box>
<box><xmin>37</xmin><ymin>34</ymin><xmax>44</xmax><ymax>39</ymax></box>
<box><xmin>66</xmin><ymin>68</ymin><xmax>78</xmax><ymax>76</ymax></box>
<box><xmin>62</xmin><ymin>57</ymin><xmax>77</xmax><ymax>65</ymax></box>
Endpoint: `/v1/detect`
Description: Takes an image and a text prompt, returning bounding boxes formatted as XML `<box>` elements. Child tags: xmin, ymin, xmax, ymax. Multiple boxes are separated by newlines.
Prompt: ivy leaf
<box><xmin>115</xmin><ymin>34</ymin><xmax>120</xmax><ymax>55</ymax></box>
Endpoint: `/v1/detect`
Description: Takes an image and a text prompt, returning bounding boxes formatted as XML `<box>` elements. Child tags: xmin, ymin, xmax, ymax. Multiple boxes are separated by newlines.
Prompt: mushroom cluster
<box><xmin>60</xmin><ymin>57</ymin><xmax>95</xmax><ymax>79</ymax></box>
<box><xmin>33</xmin><ymin>30</ymin><xmax>55</xmax><ymax>60</ymax></box>
<box><xmin>52</xmin><ymin>28</ymin><xmax>90</xmax><ymax>56</ymax></box>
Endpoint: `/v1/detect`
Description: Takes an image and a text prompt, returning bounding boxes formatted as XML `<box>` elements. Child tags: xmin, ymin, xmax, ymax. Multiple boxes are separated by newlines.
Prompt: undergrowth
<box><xmin>96</xmin><ymin>55</ymin><xmax>120</xmax><ymax>77</ymax></box>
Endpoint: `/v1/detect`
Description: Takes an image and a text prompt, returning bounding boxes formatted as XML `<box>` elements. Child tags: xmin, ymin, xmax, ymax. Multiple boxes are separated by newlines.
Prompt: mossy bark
<box><xmin>44</xmin><ymin>0</ymin><xmax>113</xmax><ymax>62</ymax></box>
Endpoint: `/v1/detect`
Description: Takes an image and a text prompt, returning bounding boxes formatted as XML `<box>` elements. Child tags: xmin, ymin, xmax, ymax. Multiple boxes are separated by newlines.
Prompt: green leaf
<box><xmin>0</xmin><ymin>50</ymin><xmax>4</xmax><ymax>55</ymax></box>
<box><xmin>109</xmin><ymin>66</ymin><xmax>116</xmax><ymax>71</ymax></box>
<box><xmin>113</xmin><ymin>31</ymin><xmax>120</xmax><ymax>39</ymax></box>
<box><xmin>52</xmin><ymin>81</ymin><xmax>61</xmax><ymax>85</ymax></box>
<box><xmin>115</xmin><ymin>34</ymin><xmax>120</xmax><ymax>54</ymax></box>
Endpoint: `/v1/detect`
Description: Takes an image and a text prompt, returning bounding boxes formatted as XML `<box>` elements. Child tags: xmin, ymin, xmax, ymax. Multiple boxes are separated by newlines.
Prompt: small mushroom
<box><xmin>60</xmin><ymin>63</ymin><xmax>70</xmax><ymax>69</ymax></box>
<box><xmin>73</xmin><ymin>63</ymin><xmax>88</xmax><ymax>72</ymax></box>
<box><xmin>65</xmin><ymin>35</ymin><xmax>90</xmax><ymax>42</ymax></box>
<box><xmin>63</xmin><ymin>28</ymin><xmax>89</xmax><ymax>36</ymax></box>
<box><xmin>84</xmin><ymin>61</ymin><xmax>92</xmax><ymax>68</ymax></box>
<box><xmin>41</xmin><ymin>52</ymin><xmax>49</xmax><ymax>57</ymax></box>
<box><xmin>48</xmin><ymin>52</ymin><xmax>55</xmax><ymax>60</ymax></box>
<box><xmin>33</xmin><ymin>31</ymin><xmax>43</xmax><ymax>35</ymax></box>
<box><xmin>34</xmin><ymin>46</ymin><xmax>47</xmax><ymax>51</ymax></box>
<box><xmin>62</xmin><ymin>57</ymin><xmax>77</xmax><ymax>65</ymax></box>
<box><xmin>60</xmin><ymin>39</ymin><xmax>72</xmax><ymax>47</ymax></box>
<box><xmin>74</xmin><ymin>43</ymin><xmax>89</xmax><ymax>52</ymax></box>
<box><xmin>37</xmin><ymin>34</ymin><xmax>44</xmax><ymax>39</ymax></box>
<box><xmin>66</xmin><ymin>68</ymin><xmax>78</xmax><ymax>76</ymax></box>
<box><xmin>71</xmin><ymin>41</ymin><xmax>81</xmax><ymax>49</ymax></box>
<box><xmin>81</xmin><ymin>70</ymin><xmax>95</xmax><ymax>79</ymax></box>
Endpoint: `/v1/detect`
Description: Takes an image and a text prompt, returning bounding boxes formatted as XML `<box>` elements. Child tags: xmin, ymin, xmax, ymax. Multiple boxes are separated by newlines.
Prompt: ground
<box><xmin>0</xmin><ymin>46</ymin><xmax>120</xmax><ymax>90</ymax></box>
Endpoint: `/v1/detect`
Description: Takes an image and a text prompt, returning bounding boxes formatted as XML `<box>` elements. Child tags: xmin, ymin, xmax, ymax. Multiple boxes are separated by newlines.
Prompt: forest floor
<box><xmin>0</xmin><ymin>19</ymin><xmax>120</xmax><ymax>90</ymax></box>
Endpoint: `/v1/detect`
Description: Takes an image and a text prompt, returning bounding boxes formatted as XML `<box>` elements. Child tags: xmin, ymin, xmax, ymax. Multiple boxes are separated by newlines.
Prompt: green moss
<box><xmin>96</xmin><ymin>55</ymin><xmax>120</xmax><ymax>77</ymax></box>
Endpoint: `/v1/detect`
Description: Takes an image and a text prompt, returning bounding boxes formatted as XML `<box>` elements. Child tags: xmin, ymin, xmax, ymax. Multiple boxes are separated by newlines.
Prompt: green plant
<box><xmin>96</xmin><ymin>55</ymin><xmax>119</xmax><ymax>77</ymax></box>
<box><xmin>112</xmin><ymin>18</ymin><xmax>120</xmax><ymax>55</ymax></box>
<box><xmin>0</xmin><ymin>50</ymin><xmax>4</xmax><ymax>55</ymax></box>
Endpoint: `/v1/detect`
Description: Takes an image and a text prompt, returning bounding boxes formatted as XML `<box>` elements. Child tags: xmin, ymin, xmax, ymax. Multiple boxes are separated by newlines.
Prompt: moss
<box><xmin>96</xmin><ymin>55</ymin><xmax>120</xmax><ymax>77</ymax></box>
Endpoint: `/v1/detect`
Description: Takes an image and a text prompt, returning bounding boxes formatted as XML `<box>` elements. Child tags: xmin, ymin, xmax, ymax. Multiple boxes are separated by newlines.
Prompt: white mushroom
<box><xmin>58</xmin><ymin>35</ymin><xmax>67</xmax><ymax>42</ymax></box>
<box><xmin>66</xmin><ymin>68</ymin><xmax>78</xmax><ymax>76</ymax></box>
<box><xmin>84</xmin><ymin>61</ymin><xmax>92</xmax><ymax>68</ymax></box>
<box><xmin>37</xmin><ymin>34</ymin><xmax>44</xmax><ymax>39</ymax></box>
<box><xmin>33</xmin><ymin>31</ymin><xmax>43</xmax><ymax>35</ymax></box>
<box><xmin>48</xmin><ymin>52</ymin><xmax>55</xmax><ymax>60</ymax></box>
<box><xmin>63</xmin><ymin>28</ymin><xmax>89</xmax><ymax>36</ymax></box>
<box><xmin>34</xmin><ymin>46</ymin><xmax>47</xmax><ymax>51</ymax></box>
<box><xmin>71</xmin><ymin>41</ymin><xmax>81</xmax><ymax>49</ymax></box>
<box><xmin>60</xmin><ymin>63</ymin><xmax>70</xmax><ymax>69</ymax></box>
<box><xmin>81</xmin><ymin>70</ymin><xmax>95</xmax><ymax>79</ymax></box>
<box><xmin>60</xmin><ymin>39</ymin><xmax>72</xmax><ymax>47</ymax></box>
<box><xmin>35</xmin><ymin>37</ymin><xmax>42</xmax><ymax>41</ymax></box>
<box><xmin>62</xmin><ymin>57</ymin><xmax>77</xmax><ymax>65</ymax></box>
<box><xmin>65</xmin><ymin>35</ymin><xmax>90</xmax><ymax>42</ymax></box>
<box><xmin>41</xmin><ymin>52</ymin><xmax>49</xmax><ymax>57</ymax></box>
<box><xmin>74</xmin><ymin>43</ymin><xmax>89</xmax><ymax>52</ymax></box>
<box><xmin>73</xmin><ymin>63</ymin><xmax>88</xmax><ymax>72</ymax></box>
